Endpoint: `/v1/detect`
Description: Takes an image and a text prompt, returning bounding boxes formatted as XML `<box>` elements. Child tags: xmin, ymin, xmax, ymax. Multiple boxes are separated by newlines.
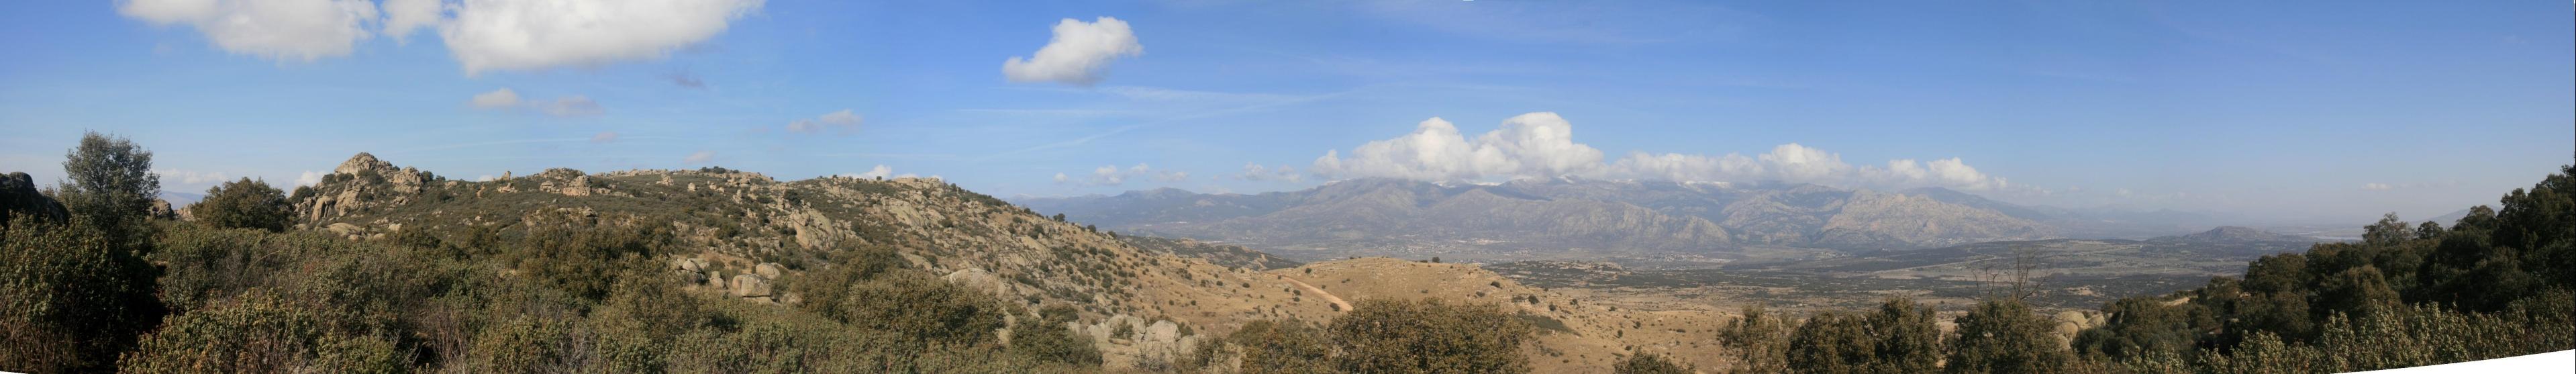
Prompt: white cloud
<box><xmin>1311</xmin><ymin>111</ymin><xmax>2018</xmax><ymax>191</ymax></box>
<box><xmin>1059</xmin><ymin>163</ymin><xmax>1185</xmax><ymax>186</ymax></box>
<box><xmin>475</xmin><ymin>175</ymin><xmax>496</xmax><ymax>182</ymax></box>
<box><xmin>470</xmin><ymin>88</ymin><xmax>600</xmax><ymax>117</ymax></box>
<box><xmin>1002</xmin><ymin>17</ymin><xmax>1142</xmax><ymax>86</ymax></box>
<box><xmin>591</xmin><ymin>131</ymin><xmax>619</xmax><ymax>143</ymax></box>
<box><xmin>839</xmin><ymin>165</ymin><xmax>895</xmax><ymax>179</ymax></box>
<box><xmin>295</xmin><ymin>170</ymin><xmax>324</xmax><ymax>186</ymax></box>
<box><xmin>2363</xmin><ymin>183</ymin><xmax>2393</xmax><ymax>191</ymax></box>
<box><xmin>1858</xmin><ymin>157</ymin><xmax>2008</xmax><ymax>191</ymax></box>
<box><xmin>389</xmin><ymin>0</ymin><xmax>764</xmax><ymax>75</ymax></box>
<box><xmin>1755</xmin><ymin>143</ymin><xmax>1848</xmax><ymax>182</ymax></box>
<box><xmin>156</xmin><ymin>169</ymin><xmax>230</xmax><ymax>186</ymax></box>
<box><xmin>117</xmin><ymin>0</ymin><xmax>383</xmax><ymax>62</ymax></box>
<box><xmin>380</xmin><ymin>0</ymin><xmax>440</xmax><ymax>42</ymax></box>
<box><xmin>470</xmin><ymin>88</ymin><xmax>521</xmax><ymax>108</ymax></box>
<box><xmin>683</xmin><ymin>150</ymin><xmax>714</xmax><ymax>164</ymax></box>
<box><xmin>786</xmin><ymin>109</ymin><xmax>862</xmax><ymax>134</ymax></box>
<box><xmin>1310</xmin><ymin>113</ymin><xmax>1601</xmax><ymax>181</ymax></box>
<box><xmin>1237</xmin><ymin>162</ymin><xmax>1305</xmax><ymax>183</ymax></box>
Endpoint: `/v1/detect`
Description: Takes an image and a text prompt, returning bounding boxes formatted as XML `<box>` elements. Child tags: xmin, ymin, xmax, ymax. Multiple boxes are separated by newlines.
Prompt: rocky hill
<box><xmin>2149</xmin><ymin>226</ymin><xmax>2320</xmax><ymax>243</ymax></box>
<box><xmin>291</xmin><ymin>153</ymin><xmax>1346</xmax><ymax>369</ymax></box>
<box><xmin>283</xmin><ymin>152</ymin><xmax>1738</xmax><ymax>371</ymax></box>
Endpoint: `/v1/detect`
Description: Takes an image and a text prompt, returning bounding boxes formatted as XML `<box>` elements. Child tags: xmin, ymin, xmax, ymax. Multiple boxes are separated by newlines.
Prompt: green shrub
<box><xmin>193</xmin><ymin>178</ymin><xmax>292</xmax><ymax>232</ymax></box>
<box><xmin>1613</xmin><ymin>352</ymin><xmax>1693</xmax><ymax>374</ymax></box>
<box><xmin>1717</xmin><ymin>304</ymin><xmax>1791</xmax><ymax>374</ymax></box>
<box><xmin>1203</xmin><ymin>319</ymin><xmax>1334</xmax><ymax>374</ymax></box>
<box><xmin>1007</xmin><ymin>314</ymin><xmax>1100</xmax><ymax>367</ymax></box>
<box><xmin>116</xmin><ymin>290</ymin><xmax>406</xmax><ymax>374</ymax></box>
<box><xmin>1330</xmin><ymin>297</ymin><xmax>1533</xmax><ymax>373</ymax></box>
<box><xmin>838</xmin><ymin>271</ymin><xmax>1005</xmax><ymax>346</ymax></box>
<box><xmin>1943</xmin><ymin>299</ymin><xmax>2071</xmax><ymax>374</ymax></box>
<box><xmin>1786</xmin><ymin>311</ymin><xmax>1871</xmax><ymax>374</ymax></box>
<box><xmin>1</xmin><ymin>217</ymin><xmax>164</xmax><ymax>373</ymax></box>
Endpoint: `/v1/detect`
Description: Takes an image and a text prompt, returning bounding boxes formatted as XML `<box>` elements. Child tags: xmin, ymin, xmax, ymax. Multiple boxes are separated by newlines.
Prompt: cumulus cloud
<box><xmin>117</xmin><ymin>0</ymin><xmax>383</xmax><ymax>62</ymax></box>
<box><xmin>683</xmin><ymin>150</ymin><xmax>714</xmax><ymax>164</ymax></box>
<box><xmin>1310</xmin><ymin>113</ymin><xmax>1602</xmax><ymax>181</ymax></box>
<box><xmin>296</xmin><ymin>170</ymin><xmax>325</xmax><ymax>186</ymax></box>
<box><xmin>591</xmin><ymin>131</ymin><xmax>619</xmax><ymax>143</ymax></box>
<box><xmin>469</xmin><ymin>88</ymin><xmax>600</xmax><ymax>117</ymax></box>
<box><xmin>1058</xmin><ymin>163</ymin><xmax>1185</xmax><ymax>186</ymax></box>
<box><xmin>1237</xmin><ymin>163</ymin><xmax>1305</xmax><ymax>183</ymax></box>
<box><xmin>1002</xmin><ymin>17</ymin><xmax>1142</xmax><ymax>86</ymax></box>
<box><xmin>1312</xmin><ymin>111</ymin><xmax>2018</xmax><ymax>191</ymax></box>
<box><xmin>786</xmin><ymin>109</ymin><xmax>862</xmax><ymax>134</ymax></box>
<box><xmin>385</xmin><ymin>0</ymin><xmax>763</xmax><ymax>75</ymax></box>
<box><xmin>2363</xmin><ymin>183</ymin><xmax>2393</xmax><ymax>191</ymax></box>
<box><xmin>1858</xmin><ymin>157</ymin><xmax>2008</xmax><ymax>191</ymax></box>
<box><xmin>840</xmin><ymin>165</ymin><xmax>895</xmax><ymax>179</ymax></box>
<box><xmin>380</xmin><ymin>0</ymin><xmax>439</xmax><ymax>42</ymax></box>
<box><xmin>119</xmin><ymin>0</ymin><xmax>760</xmax><ymax>73</ymax></box>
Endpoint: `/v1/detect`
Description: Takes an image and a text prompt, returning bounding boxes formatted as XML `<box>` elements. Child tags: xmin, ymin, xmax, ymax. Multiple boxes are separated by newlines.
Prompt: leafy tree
<box><xmin>193</xmin><ymin>178</ymin><xmax>292</xmax><ymax>232</ymax></box>
<box><xmin>2073</xmin><ymin>297</ymin><xmax>2212</xmax><ymax>362</ymax></box>
<box><xmin>55</xmin><ymin>131</ymin><xmax>160</xmax><ymax>248</ymax></box>
<box><xmin>1786</xmin><ymin>311</ymin><xmax>1871</xmax><ymax>374</ymax></box>
<box><xmin>1330</xmin><ymin>297</ymin><xmax>1533</xmax><ymax>373</ymax></box>
<box><xmin>1863</xmin><ymin>297</ymin><xmax>1942</xmax><ymax>373</ymax></box>
<box><xmin>1716</xmin><ymin>304</ymin><xmax>1792</xmax><ymax>374</ymax></box>
<box><xmin>1944</xmin><ymin>299</ymin><xmax>2070</xmax><ymax>374</ymax></box>
<box><xmin>1612</xmin><ymin>352</ymin><xmax>1692</xmax><ymax>374</ymax></box>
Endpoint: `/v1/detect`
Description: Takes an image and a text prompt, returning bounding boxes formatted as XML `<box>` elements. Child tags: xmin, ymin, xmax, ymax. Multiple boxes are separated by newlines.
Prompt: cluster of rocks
<box><xmin>298</xmin><ymin>152</ymin><xmax>430</xmax><ymax>223</ymax></box>
<box><xmin>1077</xmin><ymin>314</ymin><xmax>1200</xmax><ymax>369</ymax></box>
<box><xmin>671</xmin><ymin>257</ymin><xmax>793</xmax><ymax>304</ymax></box>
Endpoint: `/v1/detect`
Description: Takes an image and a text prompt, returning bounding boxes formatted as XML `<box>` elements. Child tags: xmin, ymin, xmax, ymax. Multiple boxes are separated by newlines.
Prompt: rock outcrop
<box><xmin>299</xmin><ymin>152</ymin><xmax>430</xmax><ymax>223</ymax></box>
<box><xmin>0</xmin><ymin>171</ymin><xmax>68</xmax><ymax>225</ymax></box>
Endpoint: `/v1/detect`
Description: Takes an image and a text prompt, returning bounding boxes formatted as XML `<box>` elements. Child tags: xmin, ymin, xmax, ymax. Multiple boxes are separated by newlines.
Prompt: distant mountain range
<box><xmin>1018</xmin><ymin>178</ymin><xmax>2230</xmax><ymax>255</ymax></box>
<box><xmin>2149</xmin><ymin>226</ymin><xmax>2320</xmax><ymax>243</ymax></box>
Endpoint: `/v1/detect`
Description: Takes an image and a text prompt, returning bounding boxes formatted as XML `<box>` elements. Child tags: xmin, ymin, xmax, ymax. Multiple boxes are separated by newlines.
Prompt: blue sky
<box><xmin>0</xmin><ymin>1</ymin><xmax>2567</xmax><ymax>224</ymax></box>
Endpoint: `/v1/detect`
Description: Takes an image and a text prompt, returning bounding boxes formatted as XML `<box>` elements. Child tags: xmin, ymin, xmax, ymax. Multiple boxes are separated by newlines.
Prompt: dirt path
<box><xmin>1280</xmin><ymin>277</ymin><xmax>1350</xmax><ymax>312</ymax></box>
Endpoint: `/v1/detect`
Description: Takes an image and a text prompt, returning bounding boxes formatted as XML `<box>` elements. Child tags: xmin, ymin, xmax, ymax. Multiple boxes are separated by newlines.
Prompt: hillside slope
<box><xmin>292</xmin><ymin>153</ymin><xmax>1340</xmax><ymax>369</ymax></box>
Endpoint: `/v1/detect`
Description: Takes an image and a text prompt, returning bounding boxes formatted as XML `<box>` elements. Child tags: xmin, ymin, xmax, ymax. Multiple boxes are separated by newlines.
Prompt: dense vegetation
<box><xmin>2062</xmin><ymin>164</ymin><xmax>2576</xmax><ymax>373</ymax></box>
<box><xmin>1713</xmin><ymin>164</ymin><xmax>2575</xmax><ymax>373</ymax></box>
<box><xmin>1187</xmin><ymin>298</ymin><xmax>1536</xmax><ymax>374</ymax></box>
<box><xmin>1</xmin><ymin>134</ymin><xmax>1089</xmax><ymax>373</ymax></box>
